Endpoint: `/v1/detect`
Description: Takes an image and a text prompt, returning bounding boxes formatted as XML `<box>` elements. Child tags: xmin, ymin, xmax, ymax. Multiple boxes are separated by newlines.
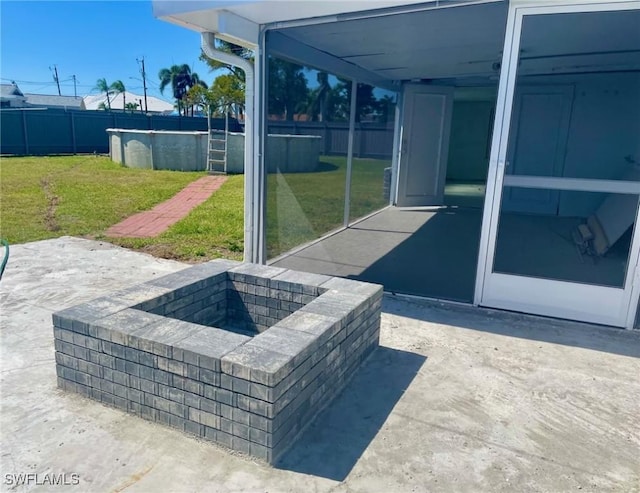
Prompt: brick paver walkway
<box><xmin>106</xmin><ymin>176</ymin><xmax>227</xmax><ymax>238</ymax></box>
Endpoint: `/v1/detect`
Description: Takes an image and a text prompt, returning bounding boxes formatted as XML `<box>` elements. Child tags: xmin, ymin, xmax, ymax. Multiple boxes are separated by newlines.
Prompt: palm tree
<box><xmin>306</xmin><ymin>71</ymin><xmax>331</xmax><ymax>122</ymax></box>
<box><xmin>110</xmin><ymin>80</ymin><xmax>126</xmax><ymax>110</ymax></box>
<box><xmin>268</xmin><ymin>58</ymin><xmax>309</xmax><ymax>121</ymax></box>
<box><xmin>200</xmin><ymin>40</ymin><xmax>251</xmax><ymax>119</ymax></box>
<box><xmin>189</xmin><ymin>72</ymin><xmax>207</xmax><ymax>89</ymax></box>
<box><xmin>94</xmin><ymin>78</ymin><xmax>112</xmax><ymax>110</ymax></box>
<box><xmin>124</xmin><ymin>102</ymin><xmax>139</xmax><ymax>113</ymax></box>
<box><xmin>200</xmin><ymin>40</ymin><xmax>253</xmax><ymax>85</ymax></box>
<box><xmin>159</xmin><ymin>64</ymin><xmax>208</xmax><ymax>116</ymax></box>
<box><xmin>158</xmin><ymin>64</ymin><xmax>192</xmax><ymax>116</ymax></box>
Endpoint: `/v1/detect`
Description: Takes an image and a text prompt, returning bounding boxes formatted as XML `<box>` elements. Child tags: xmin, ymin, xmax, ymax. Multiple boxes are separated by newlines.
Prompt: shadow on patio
<box><xmin>382</xmin><ymin>297</ymin><xmax>640</xmax><ymax>359</ymax></box>
<box><xmin>272</xmin><ymin>207</ymin><xmax>483</xmax><ymax>302</ymax></box>
<box><xmin>276</xmin><ymin>346</ymin><xmax>426</xmax><ymax>481</ymax></box>
<box><xmin>273</xmin><ymin>206</ymin><xmax>640</xmax><ymax>358</ymax></box>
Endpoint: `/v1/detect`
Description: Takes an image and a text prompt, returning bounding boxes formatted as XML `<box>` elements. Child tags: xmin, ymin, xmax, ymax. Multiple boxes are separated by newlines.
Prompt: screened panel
<box><xmin>348</xmin><ymin>85</ymin><xmax>396</xmax><ymax>223</ymax></box>
<box><xmin>265</xmin><ymin>58</ymin><xmax>350</xmax><ymax>260</ymax></box>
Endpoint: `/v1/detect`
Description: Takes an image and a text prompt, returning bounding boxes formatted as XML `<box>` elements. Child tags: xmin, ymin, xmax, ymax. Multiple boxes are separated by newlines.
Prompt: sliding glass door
<box><xmin>478</xmin><ymin>1</ymin><xmax>640</xmax><ymax>327</ymax></box>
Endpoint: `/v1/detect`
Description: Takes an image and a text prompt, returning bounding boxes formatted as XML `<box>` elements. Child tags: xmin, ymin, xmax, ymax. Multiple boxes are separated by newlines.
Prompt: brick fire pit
<box><xmin>52</xmin><ymin>260</ymin><xmax>382</xmax><ymax>463</ymax></box>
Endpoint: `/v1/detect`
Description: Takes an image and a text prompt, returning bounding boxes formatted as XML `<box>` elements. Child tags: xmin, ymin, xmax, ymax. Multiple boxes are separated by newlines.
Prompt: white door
<box><xmin>396</xmin><ymin>84</ymin><xmax>454</xmax><ymax>207</ymax></box>
<box><xmin>502</xmin><ymin>85</ymin><xmax>574</xmax><ymax>215</ymax></box>
<box><xmin>476</xmin><ymin>1</ymin><xmax>640</xmax><ymax>328</ymax></box>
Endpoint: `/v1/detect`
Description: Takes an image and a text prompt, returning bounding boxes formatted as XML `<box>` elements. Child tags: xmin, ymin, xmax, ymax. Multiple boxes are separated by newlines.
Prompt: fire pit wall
<box><xmin>52</xmin><ymin>260</ymin><xmax>382</xmax><ymax>464</ymax></box>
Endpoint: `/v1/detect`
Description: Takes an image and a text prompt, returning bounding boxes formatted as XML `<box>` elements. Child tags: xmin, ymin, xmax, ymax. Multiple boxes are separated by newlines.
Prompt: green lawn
<box><xmin>1</xmin><ymin>154</ymin><xmax>389</xmax><ymax>262</ymax></box>
<box><xmin>267</xmin><ymin>156</ymin><xmax>390</xmax><ymax>258</ymax></box>
<box><xmin>0</xmin><ymin>155</ymin><xmax>244</xmax><ymax>261</ymax></box>
<box><xmin>113</xmin><ymin>175</ymin><xmax>244</xmax><ymax>261</ymax></box>
<box><xmin>0</xmin><ymin>155</ymin><xmax>203</xmax><ymax>243</ymax></box>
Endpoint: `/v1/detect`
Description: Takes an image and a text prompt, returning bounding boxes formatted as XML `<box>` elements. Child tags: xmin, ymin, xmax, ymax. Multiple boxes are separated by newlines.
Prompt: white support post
<box><xmin>390</xmin><ymin>89</ymin><xmax>403</xmax><ymax>206</ymax></box>
<box><xmin>473</xmin><ymin>1</ymin><xmax>520</xmax><ymax>306</ymax></box>
<box><xmin>201</xmin><ymin>32</ymin><xmax>255</xmax><ymax>263</ymax></box>
<box><xmin>254</xmin><ymin>28</ymin><xmax>267</xmax><ymax>264</ymax></box>
<box><xmin>343</xmin><ymin>79</ymin><xmax>358</xmax><ymax>227</ymax></box>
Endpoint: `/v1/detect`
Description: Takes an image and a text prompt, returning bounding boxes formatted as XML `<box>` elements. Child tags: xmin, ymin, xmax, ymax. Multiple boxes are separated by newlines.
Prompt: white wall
<box><xmin>561</xmin><ymin>72</ymin><xmax>640</xmax><ymax>217</ymax></box>
<box><xmin>521</xmin><ymin>72</ymin><xmax>640</xmax><ymax>217</ymax></box>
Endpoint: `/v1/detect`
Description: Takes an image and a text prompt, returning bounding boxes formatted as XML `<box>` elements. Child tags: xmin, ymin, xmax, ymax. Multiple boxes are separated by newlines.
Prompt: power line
<box><xmin>1</xmin><ymin>77</ymin><xmax>59</xmax><ymax>85</ymax></box>
<box><xmin>31</xmin><ymin>84</ymin><xmax>58</xmax><ymax>93</ymax></box>
<box><xmin>3</xmin><ymin>73</ymin><xmax>161</xmax><ymax>95</ymax></box>
<box><xmin>9</xmin><ymin>82</ymin><xmax>95</xmax><ymax>90</ymax></box>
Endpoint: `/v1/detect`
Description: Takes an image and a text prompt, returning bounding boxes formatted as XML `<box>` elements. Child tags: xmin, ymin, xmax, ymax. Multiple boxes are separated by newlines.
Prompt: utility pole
<box><xmin>137</xmin><ymin>57</ymin><xmax>148</xmax><ymax>113</ymax></box>
<box><xmin>72</xmin><ymin>75</ymin><xmax>78</xmax><ymax>98</ymax></box>
<box><xmin>50</xmin><ymin>65</ymin><xmax>61</xmax><ymax>95</ymax></box>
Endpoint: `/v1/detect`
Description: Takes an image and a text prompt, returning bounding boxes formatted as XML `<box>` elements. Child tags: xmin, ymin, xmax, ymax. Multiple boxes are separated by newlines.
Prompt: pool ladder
<box><xmin>207</xmin><ymin>109</ymin><xmax>229</xmax><ymax>175</ymax></box>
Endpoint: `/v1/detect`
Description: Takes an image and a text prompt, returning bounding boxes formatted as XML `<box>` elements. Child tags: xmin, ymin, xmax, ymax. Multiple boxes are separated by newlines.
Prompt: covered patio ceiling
<box><xmin>156</xmin><ymin>1</ymin><xmax>640</xmax><ymax>86</ymax></box>
<box><xmin>274</xmin><ymin>1</ymin><xmax>509</xmax><ymax>81</ymax></box>
<box><xmin>152</xmin><ymin>0</ymin><xmax>500</xmax><ymax>35</ymax></box>
<box><xmin>273</xmin><ymin>4</ymin><xmax>640</xmax><ymax>83</ymax></box>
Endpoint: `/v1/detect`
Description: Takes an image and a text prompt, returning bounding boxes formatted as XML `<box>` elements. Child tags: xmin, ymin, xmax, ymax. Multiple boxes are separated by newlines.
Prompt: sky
<box><xmin>0</xmin><ymin>0</ymin><xmax>215</xmax><ymax>103</ymax></box>
<box><xmin>0</xmin><ymin>0</ymin><xmax>395</xmax><ymax>106</ymax></box>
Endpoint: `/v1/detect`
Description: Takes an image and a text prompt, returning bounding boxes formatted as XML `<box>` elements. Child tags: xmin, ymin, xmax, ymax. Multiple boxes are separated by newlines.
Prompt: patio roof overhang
<box><xmin>152</xmin><ymin>0</ymin><xmax>508</xmax><ymax>88</ymax></box>
<box><xmin>151</xmin><ymin>0</ymin><xmax>484</xmax><ymax>42</ymax></box>
<box><xmin>154</xmin><ymin>0</ymin><xmax>640</xmax><ymax>86</ymax></box>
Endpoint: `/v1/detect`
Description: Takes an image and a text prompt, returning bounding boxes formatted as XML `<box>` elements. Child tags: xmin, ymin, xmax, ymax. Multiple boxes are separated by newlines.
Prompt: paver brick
<box><xmin>54</xmin><ymin>262</ymin><xmax>381</xmax><ymax>464</ymax></box>
<box><xmin>106</xmin><ymin>176</ymin><xmax>228</xmax><ymax>238</ymax></box>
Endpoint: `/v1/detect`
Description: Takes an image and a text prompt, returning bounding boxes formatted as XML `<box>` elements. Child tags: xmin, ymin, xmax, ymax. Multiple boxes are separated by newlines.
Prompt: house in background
<box><xmin>0</xmin><ymin>83</ymin><xmax>27</xmax><ymax>108</ymax></box>
<box><xmin>1</xmin><ymin>82</ymin><xmax>85</xmax><ymax>110</ymax></box>
<box><xmin>154</xmin><ymin>0</ymin><xmax>640</xmax><ymax>329</ymax></box>
<box><xmin>1</xmin><ymin>82</ymin><xmax>171</xmax><ymax>113</ymax></box>
<box><xmin>83</xmin><ymin>91</ymin><xmax>174</xmax><ymax>114</ymax></box>
<box><xmin>24</xmin><ymin>93</ymin><xmax>85</xmax><ymax>110</ymax></box>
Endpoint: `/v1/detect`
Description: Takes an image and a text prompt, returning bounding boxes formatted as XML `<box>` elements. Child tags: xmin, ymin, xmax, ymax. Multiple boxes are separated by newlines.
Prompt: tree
<box><xmin>199</xmin><ymin>40</ymin><xmax>253</xmax><ymax>85</ymax></box>
<box><xmin>199</xmin><ymin>41</ymin><xmax>251</xmax><ymax>120</ymax></box>
<box><xmin>158</xmin><ymin>64</ymin><xmax>190</xmax><ymax>115</ymax></box>
<box><xmin>268</xmin><ymin>58</ymin><xmax>309</xmax><ymax>121</ymax></box>
<box><xmin>201</xmin><ymin>42</ymin><xmax>312</xmax><ymax>121</ymax></box>
<box><xmin>378</xmin><ymin>94</ymin><xmax>396</xmax><ymax>123</ymax></box>
<box><xmin>306</xmin><ymin>72</ymin><xmax>331</xmax><ymax>122</ymax></box>
<box><xmin>186</xmin><ymin>72</ymin><xmax>207</xmax><ymax>116</ymax></box>
<box><xmin>124</xmin><ymin>102</ymin><xmax>139</xmax><ymax>113</ymax></box>
<box><xmin>331</xmin><ymin>79</ymin><xmax>380</xmax><ymax>122</ymax></box>
<box><xmin>352</xmin><ymin>83</ymin><xmax>379</xmax><ymax>122</ymax></box>
<box><xmin>186</xmin><ymin>74</ymin><xmax>244</xmax><ymax>117</ymax></box>
<box><xmin>94</xmin><ymin>78</ymin><xmax>112</xmax><ymax>110</ymax></box>
<box><xmin>326</xmin><ymin>82</ymin><xmax>350</xmax><ymax>121</ymax></box>
<box><xmin>158</xmin><ymin>64</ymin><xmax>207</xmax><ymax>116</ymax></box>
<box><xmin>110</xmin><ymin>80</ymin><xmax>126</xmax><ymax>110</ymax></box>
<box><xmin>211</xmin><ymin>74</ymin><xmax>244</xmax><ymax>117</ymax></box>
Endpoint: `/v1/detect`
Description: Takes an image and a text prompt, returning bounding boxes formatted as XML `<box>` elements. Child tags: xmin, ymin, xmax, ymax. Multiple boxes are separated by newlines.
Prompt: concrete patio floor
<box><xmin>1</xmin><ymin>237</ymin><xmax>639</xmax><ymax>492</ymax></box>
